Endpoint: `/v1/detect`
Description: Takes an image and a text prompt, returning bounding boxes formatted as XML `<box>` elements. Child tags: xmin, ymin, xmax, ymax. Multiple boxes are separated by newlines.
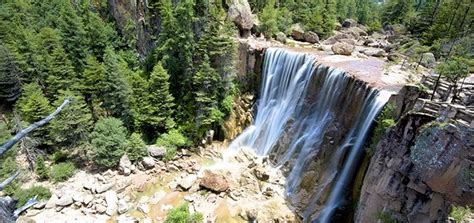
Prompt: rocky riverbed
<box><xmin>16</xmin><ymin>143</ymin><xmax>296</xmax><ymax>223</ymax></box>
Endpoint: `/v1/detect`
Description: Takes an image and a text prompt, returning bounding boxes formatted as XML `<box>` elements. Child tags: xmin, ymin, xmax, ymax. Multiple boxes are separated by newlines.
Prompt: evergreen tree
<box><xmin>321</xmin><ymin>0</ymin><xmax>337</xmax><ymax>37</ymax></box>
<box><xmin>35</xmin><ymin>156</ymin><xmax>49</xmax><ymax>180</ymax></box>
<box><xmin>381</xmin><ymin>0</ymin><xmax>416</xmax><ymax>26</ymax></box>
<box><xmin>126</xmin><ymin>133</ymin><xmax>147</xmax><ymax>162</ymax></box>
<box><xmin>81</xmin><ymin>55</ymin><xmax>107</xmax><ymax>118</ymax></box>
<box><xmin>136</xmin><ymin>62</ymin><xmax>175</xmax><ymax>134</ymax></box>
<box><xmin>90</xmin><ymin>117</ymin><xmax>128</xmax><ymax>168</ymax></box>
<box><xmin>102</xmin><ymin>47</ymin><xmax>134</xmax><ymax>126</ymax></box>
<box><xmin>259</xmin><ymin>0</ymin><xmax>279</xmax><ymax>38</ymax></box>
<box><xmin>15</xmin><ymin>82</ymin><xmax>52</xmax><ymax>124</ymax></box>
<box><xmin>192</xmin><ymin>56</ymin><xmax>224</xmax><ymax>137</ymax></box>
<box><xmin>48</xmin><ymin>91</ymin><xmax>93</xmax><ymax>149</ymax></box>
<box><xmin>0</xmin><ymin>45</ymin><xmax>22</xmax><ymax>103</ymax></box>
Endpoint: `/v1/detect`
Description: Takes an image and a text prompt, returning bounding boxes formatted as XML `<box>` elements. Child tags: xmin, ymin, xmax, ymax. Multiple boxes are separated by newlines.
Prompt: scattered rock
<box><xmin>45</xmin><ymin>195</ymin><xmax>59</xmax><ymax>209</ymax></box>
<box><xmin>331</xmin><ymin>42</ymin><xmax>355</xmax><ymax>56</ymax></box>
<box><xmin>105</xmin><ymin>190</ymin><xmax>118</xmax><ymax>216</ymax></box>
<box><xmin>72</xmin><ymin>193</ymin><xmax>84</xmax><ymax>204</ymax></box>
<box><xmin>349</xmin><ymin>26</ymin><xmax>368</xmax><ymax>37</ymax></box>
<box><xmin>147</xmin><ymin>145</ymin><xmax>166</xmax><ymax>158</ymax></box>
<box><xmin>56</xmin><ymin>195</ymin><xmax>73</xmax><ymax>207</ymax></box>
<box><xmin>119</xmin><ymin>154</ymin><xmax>132</xmax><ymax>176</ymax></box>
<box><xmin>363</xmin><ymin>48</ymin><xmax>386</xmax><ymax>57</ymax></box>
<box><xmin>304</xmin><ymin>31</ymin><xmax>319</xmax><ymax>43</ymax></box>
<box><xmin>138</xmin><ymin>203</ymin><xmax>150</xmax><ymax>214</ymax></box>
<box><xmin>95</xmin><ymin>183</ymin><xmax>114</xmax><ymax>194</ymax></box>
<box><xmin>141</xmin><ymin>157</ymin><xmax>155</xmax><ymax>169</ymax></box>
<box><xmin>33</xmin><ymin>202</ymin><xmax>46</xmax><ymax>209</ymax></box>
<box><xmin>342</xmin><ymin>18</ymin><xmax>358</xmax><ymax>28</ymax></box>
<box><xmin>200</xmin><ymin>170</ymin><xmax>229</xmax><ymax>192</ymax></box>
<box><xmin>291</xmin><ymin>23</ymin><xmax>305</xmax><ymax>41</ymax></box>
<box><xmin>83</xmin><ymin>194</ymin><xmax>94</xmax><ymax>205</ymax></box>
<box><xmin>178</xmin><ymin>175</ymin><xmax>198</xmax><ymax>191</ymax></box>
<box><xmin>276</xmin><ymin>32</ymin><xmax>287</xmax><ymax>43</ymax></box>
<box><xmin>253</xmin><ymin>166</ymin><xmax>270</xmax><ymax>181</ymax></box>
<box><xmin>150</xmin><ymin>191</ymin><xmax>166</xmax><ymax>204</ymax></box>
<box><xmin>95</xmin><ymin>204</ymin><xmax>107</xmax><ymax>214</ymax></box>
<box><xmin>117</xmin><ymin>199</ymin><xmax>129</xmax><ymax>214</ymax></box>
<box><xmin>421</xmin><ymin>52</ymin><xmax>436</xmax><ymax>68</ymax></box>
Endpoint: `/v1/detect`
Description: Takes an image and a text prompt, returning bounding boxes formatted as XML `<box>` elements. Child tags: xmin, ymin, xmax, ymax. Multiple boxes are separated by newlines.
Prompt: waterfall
<box><xmin>229</xmin><ymin>48</ymin><xmax>391</xmax><ymax>222</ymax></box>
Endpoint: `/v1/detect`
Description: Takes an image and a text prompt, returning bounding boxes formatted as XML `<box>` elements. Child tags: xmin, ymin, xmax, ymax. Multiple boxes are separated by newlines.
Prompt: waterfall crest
<box><xmin>229</xmin><ymin>48</ymin><xmax>391</xmax><ymax>222</ymax></box>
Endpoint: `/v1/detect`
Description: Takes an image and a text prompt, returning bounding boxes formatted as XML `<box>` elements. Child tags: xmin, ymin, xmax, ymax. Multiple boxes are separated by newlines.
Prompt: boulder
<box><xmin>323</xmin><ymin>33</ymin><xmax>354</xmax><ymax>45</ymax></box>
<box><xmin>56</xmin><ymin>195</ymin><xmax>73</xmax><ymax>207</ymax></box>
<box><xmin>363</xmin><ymin>49</ymin><xmax>386</xmax><ymax>57</ymax></box>
<box><xmin>291</xmin><ymin>23</ymin><xmax>305</xmax><ymax>41</ymax></box>
<box><xmin>95</xmin><ymin>183</ymin><xmax>114</xmax><ymax>194</ymax></box>
<box><xmin>276</xmin><ymin>32</ymin><xmax>287</xmax><ymax>43</ymax></box>
<box><xmin>331</xmin><ymin>42</ymin><xmax>355</xmax><ymax>56</ymax></box>
<box><xmin>420</xmin><ymin>53</ymin><xmax>436</xmax><ymax>68</ymax></box>
<box><xmin>342</xmin><ymin>18</ymin><xmax>358</xmax><ymax>28</ymax></box>
<box><xmin>349</xmin><ymin>26</ymin><xmax>368</xmax><ymax>37</ymax></box>
<box><xmin>199</xmin><ymin>170</ymin><xmax>229</xmax><ymax>192</ymax></box>
<box><xmin>105</xmin><ymin>190</ymin><xmax>118</xmax><ymax>216</ymax></box>
<box><xmin>118</xmin><ymin>154</ymin><xmax>132</xmax><ymax>176</ymax></box>
<box><xmin>228</xmin><ymin>0</ymin><xmax>254</xmax><ymax>32</ymax></box>
<box><xmin>304</xmin><ymin>31</ymin><xmax>319</xmax><ymax>43</ymax></box>
<box><xmin>253</xmin><ymin>166</ymin><xmax>270</xmax><ymax>181</ymax></box>
<box><xmin>177</xmin><ymin>175</ymin><xmax>197</xmax><ymax>191</ymax></box>
<box><xmin>117</xmin><ymin>199</ymin><xmax>129</xmax><ymax>214</ymax></box>
<box><xmin>141</xmin><ymin>157</ymin><xmax>155</xmax><ymax>169</ymax></box>
<box><xmin>147</xmin><ymin>145</ymin><xmax>166</xmax><ymax>158</ymax></box>
<box><xmin>83</xmin><ymin>194</ymin><xmax>94</xmax><ymax>205</ymax></box>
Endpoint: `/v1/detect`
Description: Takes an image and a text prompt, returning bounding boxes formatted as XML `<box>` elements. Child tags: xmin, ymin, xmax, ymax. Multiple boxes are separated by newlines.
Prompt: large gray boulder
<box><xmin>291</xmin><ymin>23</ymin><xmax>305</xmax><ymax>41</ymax></box>
<box><xmin>342</xmin><ymin>18</ymin><xmax>358</xmax><ymax>28</ymax></box>
<box><xmin>331</xmin><ymin>42</ymin><xmax>355</xmax><ymax>56</ymax></box>
<box><xmin>228</xmin><ymin>0</ymin><xmax>254</xmax><ymax>31</ymax></box>
<box><xmin>304</xmin><ymin>31</ymin><xmax>319</xmax><ymax>43</ymax></box>
<box><xmin>276</xmin><ymin>32</ymin><xmax>287</xmax><ymax>43</ymax></box>
<box><xmin>421</xmin><ymin>53</ymin><xmax>436</xmax><ymax>68</ymax></box>
<box><xmin>118</xmin><ymin>154</ymin><xmax>132</xmax><ymax>176</ymax></box>
<box><xmin>141</xmin><ymin>157</ymin><xmax>155</xmax><ymax>169</ymax></box>
<box><xmin>147</xmin><ymin>145</ymin><xmax>165</xmax><ymax>158</ymax></box>
<box><xmin>364</xmin><ymin>49</ymin><xmax>386</xmax><ymax>57</ymax></box>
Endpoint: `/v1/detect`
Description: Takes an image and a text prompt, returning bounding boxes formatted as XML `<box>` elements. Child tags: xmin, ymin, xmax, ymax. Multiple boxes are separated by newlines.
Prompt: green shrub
<box><xmin>156</xmin><ymin>129</ymin><xmax>191</xmax><ymax>149</ymax></box>
<box><xmin>165</xmin><ymin>203</ymin><xmax>203</xmax><ymax>223</ymax></box>
<box><xmin>50</xmin><ymin>162</ymin><xmax>76</xmax><ymax>182</ymax></box>
<box><xmin>369</xmin><ymin>103</ymin><xmax>396</xmax><ymax>155</ymax></box>
<box><xmin>163</xmin><ymin>147</ymin><xmax>177</xmax><ymax>162</ymax></box>
<box><xmin>375</xmin><ymin>211</ymin><xmax>398</xmax><ymax>223</ymax></box>
<box><xmin>14</xmin><ymin>186</ymin><xmax>51</xmax><ymax>208</ymax></box>
<box><xmin>126</xmin><ymin>133</ymin><xmax>147</xmax><ymax>162</ymax></box>
<box><xmin>50</xmin><ymin>150</ymin><xmax>69</xmax><ymax>163</ymax></box>
<box><xmin>35</xmin><ymin>156</ymin><xmax>49</xmax><ymax>180</ymax></box>
<box><xmin>450</xmin><ymin>206</ymin><xmax>471</xmax><ymax>222</ymax></box>
<box><xmin>0</xmin><ymin>156</ymin><xmax>20</xmax><ymax>195</ymax></box>
<box><xmin>89</xmin><ymin>117</ymin><xmax>128</xmax><ymax>168</ymax></box>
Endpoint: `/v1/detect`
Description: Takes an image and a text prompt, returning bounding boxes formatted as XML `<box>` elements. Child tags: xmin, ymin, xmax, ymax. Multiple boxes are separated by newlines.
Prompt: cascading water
<box><xmin>229</xmin><ymin>48</ymin><xmax>391</xmax><ymax>222</ymax></box>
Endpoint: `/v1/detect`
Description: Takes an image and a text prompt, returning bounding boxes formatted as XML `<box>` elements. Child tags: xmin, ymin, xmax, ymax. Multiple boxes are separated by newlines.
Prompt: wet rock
<box><xmin>141</xmin><ymin>157</ymin><xmax>155</xmax><ymax>169</ymax></box>
<box><xmin>304</xmin><ymin>31</ymin><xmax>319</xmax><ymax>43</ymax></box>
<box><xmin>253</xmin><ymin>166</ymin><xmax>270</xmax><ymax>181</ymax></box>
<box><xmin>199</xmin><ymin>170</ymin><xmax>229</xmax><ymax>192</ymax></box>
<box><xmin>331</xmin><ymin>42</ymin><xmax>355</xmax><ymax>55</ymax></box>
<box><xmin>147</xmin><ymin>145</ymin><xmax>166</xmax><ymax>158</ymax></box>
<box><xmin>119</xmin><ymin>154</ymin><xmax>132</xmax><ymax>176</ymax></box>
<box><xmin>291</xmin><ymin>23</ymin><xmax>305</xmax><ymax>41</ymax></box>
<box><xmin>276</xmin><ymin>32</ymin><xmax>287</xmax><ymax>43</ymax></box>
<box><xmin>105</xmin><ymin>190</ymin><xmax>118</xmax><ymax>216</ymax></box>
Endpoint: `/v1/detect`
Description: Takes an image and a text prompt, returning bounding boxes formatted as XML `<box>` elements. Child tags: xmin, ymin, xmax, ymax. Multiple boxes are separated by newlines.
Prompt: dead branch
<box><xmin>0</xmin><ymin>171</ymin><xmax>20</xmax><ymax>191</ymax></box>
<box><xmin>0</xmin><ymin>98</ymin><xmax>70</xmax><ymax>156</ymax></box>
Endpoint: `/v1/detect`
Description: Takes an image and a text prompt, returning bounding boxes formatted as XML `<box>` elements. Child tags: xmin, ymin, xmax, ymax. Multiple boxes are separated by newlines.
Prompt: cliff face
<box><xmin>356</xmin><ymin>114</ymin><xmax>474</xmax><ymax>222</ymax></box>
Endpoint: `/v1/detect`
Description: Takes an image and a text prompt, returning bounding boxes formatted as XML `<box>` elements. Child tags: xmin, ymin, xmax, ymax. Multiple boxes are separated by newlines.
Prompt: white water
<box><xmin>229</xmin><ymin>48</ymin><xmax>391</xmax><ymax>222</ymax></box>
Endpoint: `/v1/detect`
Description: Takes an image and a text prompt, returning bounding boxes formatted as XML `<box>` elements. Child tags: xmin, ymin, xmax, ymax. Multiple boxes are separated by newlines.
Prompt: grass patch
<box><xmin>450</xmin><ymin>206</ymin><xmax>471</xmax><ymax>222</ymax></box>
<box><xmin>50</xmin><ymin>162</ymin><xmax>76</xmax><ymax>182</ymax></box>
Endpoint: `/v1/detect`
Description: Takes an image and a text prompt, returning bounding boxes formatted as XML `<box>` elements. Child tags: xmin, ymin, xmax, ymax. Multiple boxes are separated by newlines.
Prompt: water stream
<box><xmin>229</xmin><ymin>48</ymin><xmax>391</xmax><ymax>222</ymax></box>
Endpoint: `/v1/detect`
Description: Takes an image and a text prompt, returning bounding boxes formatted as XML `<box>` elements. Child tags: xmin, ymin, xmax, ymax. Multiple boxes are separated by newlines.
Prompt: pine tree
<box><xmin>259</xmin><ymin>0</ymin><xmax>279</xmax><ymax>38</ymax></box>
<box><xmin>35</xmin><ymin>156</ymin><xmax>49</xmax><ymax>180</ymax></box>
<box><xmin>81</xmin><ymin>55</ymin><xmax>107</xmax><ymax>119</ymax></box>
<box><xmin>322</xmin><ymin>0</ymin><xmax>337</xmax><ymax>37</ymax></box>
<box><xmin>192</xmin><ymin>56</ymin><xmax>224</xmax><ymax>137</ymax></box>
<box><xmin>15</xmin><ymin>82</ymin><xmax>52</xmax><ymax>124</ymax></box>
<box><xmin>136</xmin><ymin>62</ymin><xmax>175</xmax><ymax>134</ymax></box>
<box><xmin>381</xmin><ymin>0</ymin><xmax>416</xmax><ymax>26</ymax></box>
<box><xmin>0</xmin><ymin>45</ymin><xmax>22</xmax><ymax>103</ymax></box>
<box><xmin>48</xmin><ymin>90</ymin><xmax>93</xmax><ymax>149</ymax></box>
<box><xmin>102</xmin><ymin>47</ymin><xmax>134</xmax><ymax>126</ymax></box>
<box><xmin>90</xmin><ymin>117</ymin><xmax>128</xmax><ymax>168</ymax></box>
<box><xmin>126</xmin><ymin>133</ymin><xmax>147</xmax><ymax>162</ymax></box>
